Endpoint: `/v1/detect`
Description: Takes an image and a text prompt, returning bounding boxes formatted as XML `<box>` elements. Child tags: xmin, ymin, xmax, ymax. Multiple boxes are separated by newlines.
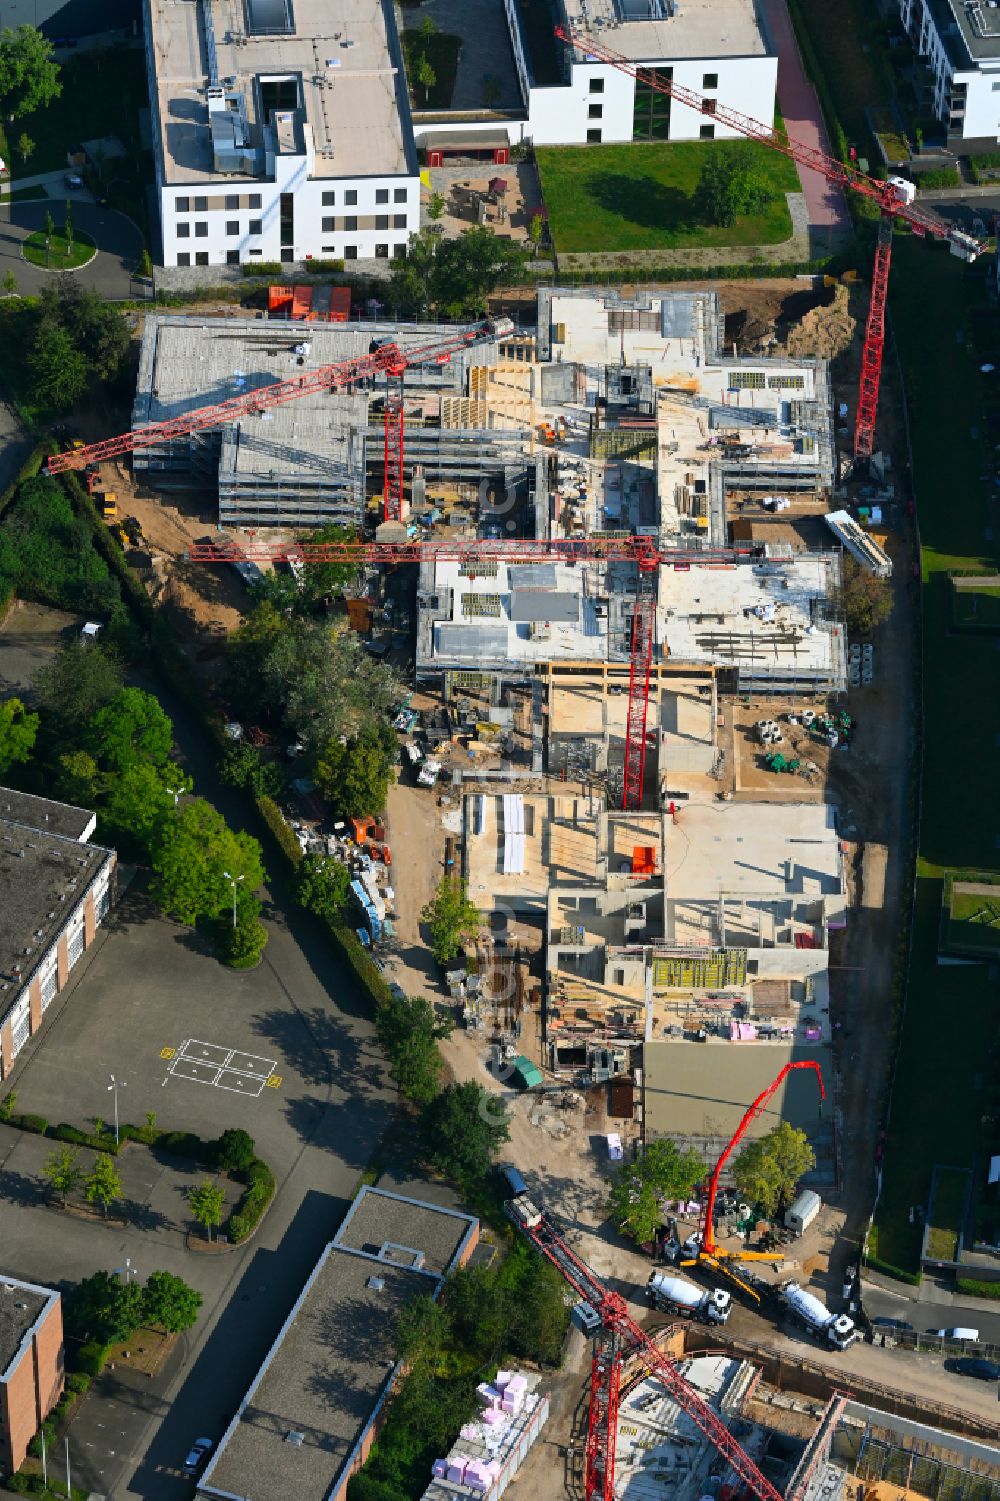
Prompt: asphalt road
<box><xmin>863</xmin><ymin>1274</ymin><xmax>1000</xmax><ymax>1347</ymax></box>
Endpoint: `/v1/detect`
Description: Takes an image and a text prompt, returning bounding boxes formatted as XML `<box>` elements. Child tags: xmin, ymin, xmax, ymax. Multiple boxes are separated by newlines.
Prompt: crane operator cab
<box><xmin>886</xmin><ymin>174</ymin><xmax>917</xmax><ymax>207</ymax></box>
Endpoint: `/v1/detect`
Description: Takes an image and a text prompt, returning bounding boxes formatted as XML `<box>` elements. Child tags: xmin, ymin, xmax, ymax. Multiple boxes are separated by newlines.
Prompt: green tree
<box><xmin>15</xmin><ymin>130</ymin><xmax>32</xmax><ymax>163</ymax></box>
<box><xmin>33</xmin><ymin>640</ymin><xmax>123</xmax><ymax>728</ymax></box>
<box><xmin>299</xmin><ymin>523</ymin><xmax>363</xmax><ymax>605</ymax></box>
<box><xmin>138</xmin><ymin>247</ymin><xmax>152</xmax><ymax>279</ymax></box>
<box><xmin>262</xmin><ymin>621</ymin><xmax>400</xmax><ymax>750</ymax></box>
<box><xmin>609</xmin><ymin>1137</ymin><xmax>706</xmax><ymax>1244</ymax></box>
<box><xmin>1</xmin><ymin>269</ymin><xmax>16</xmax><ymax>296</ymax></box>
<box><xmin>427</xmin><ymin>191</ymin><xmax>446</xmax><ymax>222</ymax></box>
<box><xmin>26</xmin><ymin>316</ymin><xmax>88</xmax><ymax>411</ymax></box>
<box><xmin>418</xmin><ymin>1081</ymin><xmax>510</xmax><ymax>1184</ymax></box>
<box><xmin>63</xmin><ymin>197</ymin><xmax>73</xmax><ymax>252</ymax></box>
<box><xmin>696</xmin><ymin>145</ymin><xmax>776</xmax><ymax>228</ymax></box>
<box><xmin>0</xmin><ymin>696</ymin><xmax>38</xmax><ymax>774</ymax></box>
<box><xmin>215</xmin><ymin>1128</ymin><xmax>256</xmax><ymax>1174</ymax></box>
<box><xmin>142</xmin><ymin>1270</ymin><xmax>202</xmax><ymax>1333</ymax></box>
<box><xmin>732</xmin><ymin>1121</ymin><xmax>816</xmax><ymax>1218</ymax></box>
<box><xmin>101</xmin><ymin>761</ymin><xmax>190</xmax><ymax>855</ymax></box>
<box><xmin>84</xmin><ymin>1154</ymin><xmax>122</xmax><ymax>1219</ymax></box>
<box><xmin>0</xmin><ymin>25</ymin><xmax>60</xmax><ymax>118</ymax></box>
<box><xmin>376</xmin><ymin>992</ymin><xmax>452</xmax><ymax>1104</ymax></box>
<box><xmin>420</xmin><ymin>875</ymin><xmax>481</xmax><ymax>964</ymax></box>
<box><xmin>42</xmin><ymin>1144</ymin><xmax>82</xmax><ymax>1206</ymax></box>
<box><xmin>416</xmin><ymin>55</ymin><xmax>436</xmax><ymax>104</ymax></box>
<box><xmin>216</xmin><ymin>885</ymin><xmax>268</xmax><ymax>967</ymax></box>
<box><xmin>64</xmin><ymin>1270</ymin><xmax>144</xmax><ymax>1344</ymax></box>
<box><xmin>87</xmin><ymin>687</ymin><xmax>174</xmax><ymax>771</ymax></box>
<box><xmin>150</xmin><ymin>797</ymin><xmax>265</xmax><ymax>926</ymax></box>
<box><xmin>314</xmin><ymin>726</ymin><xmax>395</xmax><ymax>815</ymax></box>
<box><xmin>187</xmin><ymin>1179</ymin><xmax>225</xmax><ymax>1241</ymax></box>
<box><xmin>295</xmin><ymin>851</ymin><xmax>351</xmax><ymax>919</ymax></box>
<box><xmin>418</xmin><ymin>14</ymin><xmax>437</xmax><ymax>40</ymax></box>
<box><xmin>52</xmin><ymin>748</ymin><xmax>100</xmax><ymax>806</ymax></box>
<box><xmin>507</xmin><ymin>1250</ymin><xmax>570</xmax><ymax>1365</ymax></box>
<box><xmin>43</xmin><ymin>207</ymin><xmax>54</xmax><ymax>245</ymax></box>
<box><xmin>52</xmin><ymin>283</ymin><xmax>131</xmax><ymax>381</ymax></box>
<box><xmin>218</xmin><ymin>741</ymin><xmax>283</xmax><ymax>798</ymax></box>
<box><xmin>842</xmin><ymin>555</ymin><xmax>893</xmax><ymax>636</ymax></box>
<box><xmin>431</xmin><ymin>226</ymin><xmax>526</xmax><ymax>317</ymax></box>
<box><xmin>395</xmin><ymin>1292</ymin><xmax>451</xmax><ymax>1379</ymax></box>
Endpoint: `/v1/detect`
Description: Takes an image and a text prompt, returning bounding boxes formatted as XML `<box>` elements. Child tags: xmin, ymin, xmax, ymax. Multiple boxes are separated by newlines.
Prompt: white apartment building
<box><xmin>145</xmin><ymin>0</ymin><xmax>420</xmax><ymax>269</ymax></box>
<box><xmin>899</xmin><ymin>0</ymin><xmax>1000</xmax><ymax>142</ymax></box>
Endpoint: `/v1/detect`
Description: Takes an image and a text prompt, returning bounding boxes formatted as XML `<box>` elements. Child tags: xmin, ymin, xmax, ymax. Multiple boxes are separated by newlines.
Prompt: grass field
<box><xmin>925</xmin><ymin>1167</ymin><xmax>968</xmax><ymax>1261</ymax></box>
<box><xmin>792</xmin><ymin>0</ymin><xmax>898</xmax><ymax>144</ymax></box>
<box><xmin>951</xmin><ymin>575</ymin><xmax>1000</xmax><ymax>632</ymax></box>
<box><xmin>869</xmin><ymin>240</ymin><xmax>1000</xmax><ymax>1273</ymax></box>
<box><xmin>536</xmin><ymin>140</ymin><xmax>799</xmax><ymax>254</ymax></box>
<box><xmin>15</xmin><ymin>47</ymin><xmax>147</xmax><ymax>176</ymax></box>
<box><xmin>22</xmin><ymin>228</ymin><xmax>95</xmax><ymax>271</ymax></box>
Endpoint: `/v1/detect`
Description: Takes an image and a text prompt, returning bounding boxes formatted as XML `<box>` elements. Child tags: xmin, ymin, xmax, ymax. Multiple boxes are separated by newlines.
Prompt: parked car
<box><xmin>183</xmin><ymin>1437</ymin><xmax>213</xmax><ymax>1473</ymax></box>
<box><xmin>927</xmin><ymin>1326</ymin><xmax>979</xmax><ymax>1341</ymax></box>
<box><xmin>871</xmin><ymin>1317</ymin><xmax>913</xmax><ymax>1333</ymax></box>
<box><xmin>64</xmin><ymin>171</ymin><xmax>83</xmax><ymax>189</ymax></box>
<box><xmin>944</xmin><ymin>1357</ymin><xmax>1000</xmax><ymax>1381</ymax></box>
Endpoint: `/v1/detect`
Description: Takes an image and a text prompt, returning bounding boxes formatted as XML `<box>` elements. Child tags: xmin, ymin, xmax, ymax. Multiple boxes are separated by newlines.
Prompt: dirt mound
<box><xmin>784</xmin><ymin>282</ymin><xmax>856</xmax><ymax>361</ymax></box>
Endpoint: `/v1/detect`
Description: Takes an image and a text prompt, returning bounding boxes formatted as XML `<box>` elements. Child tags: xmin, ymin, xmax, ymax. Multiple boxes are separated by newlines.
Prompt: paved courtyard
<box><xmin>0</xmin><ymin>198</ymin><xmax>143</xmax><ymax>298</ymax></box>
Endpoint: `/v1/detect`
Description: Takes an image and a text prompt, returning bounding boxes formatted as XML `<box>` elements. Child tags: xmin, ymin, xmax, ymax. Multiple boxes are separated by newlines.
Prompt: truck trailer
<box><xmin>781</xmin><ymin>1282</ymin><xmax>859</xmax><ymax>1349</ymax></box>
<box><xmin>647</xmin><ymin>1272</ymin><xmax>731</xmax><ymax>1325</ymax></box>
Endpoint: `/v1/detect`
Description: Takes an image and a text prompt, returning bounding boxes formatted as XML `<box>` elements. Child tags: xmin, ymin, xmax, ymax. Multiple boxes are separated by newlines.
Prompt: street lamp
<box><xmin>166</xmin><ymin>785</ymin><xmax>184</xmax><ymax>807</ymax></box>
<box><xmin>107</xmin><ymin>1073</ymin><xmax>126</xmax><ymax>1146</ymax></box>
<box><xmin>223</xmin><ymin>870</ymin><xmax>244</xmax><ymax>930</ymax></box>
<box><xmin>113</xmin><ymin>1257</ymin><xmax>138</xmax><ymax>1285</ymax></box>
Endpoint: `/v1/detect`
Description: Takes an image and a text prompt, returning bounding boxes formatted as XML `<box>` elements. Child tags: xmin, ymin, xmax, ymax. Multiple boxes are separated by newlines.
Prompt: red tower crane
<box><xmin>507</xmin><ymin>1194</ymin><xmax>784</xmax><ymax>1501</ymax></box>
<box><xmin>698</xmin><ymin>1060</ymin><xmax>825</xmax><ymax>1262</ymax></box>
<box><xmin>46</xmin><ymin>319</ymin><xmax>512</xmax><ymax>524</ymax></box>
<box><xmin>554</xmin><ymin>26</ymin><xmax>982</xmax><ymax>460</ymax></box>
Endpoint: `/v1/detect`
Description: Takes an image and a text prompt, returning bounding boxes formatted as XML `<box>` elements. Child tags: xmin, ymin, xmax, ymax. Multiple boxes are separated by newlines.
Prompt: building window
<box><xmin>322</xmin><ymin>190</ymin><xmax>335</xmax><ymax>205</ymax></box>
<box><xmin>248</xmin><ymin>247</ymin><xmax>262</xmax><ymax>255</ymax></box>
<box><xmin>376</xmin><ymin>188</ymin><xmax>389</xmax><ymax>204</ymax></box>
<box><xmin>392</xmin><ymin>243</ymin><xmax>407</xmax><ymax>259</ymax></box>
<box><xmin>195</xmin><ymin>221</ymin><xmax>208</xmax><ymax>237</ymax></box>
<box><xmin>226</xmin><ymin>220</ymin><xmax>239</xmax><ymax>236</ymax></box>
<box><xmin>589</xmin><ymin>77</ymin><xmax>604</xmax><ymax>93</ymax></box>
<box><xmin>248</xmin><ymin>193</ymin><xmax>262</xmax><ymax>209</ymax></box>
<box><xmin>322</xmin><ymin>246</ymin><xmax>336</xmax><ymax>252</ymax></box>
<box><xmin>322</xmin><ymin>215</ymin><xmax>335</xmax><ymax>231</ymax></box>
<box><xmin>196</xmin><ymin>251</ymin><xmax>209</xmax><ymax>266</ymax></box>
<box><xmin>176</xmin><ymin>196</ymin><xmax>190</xmax><ymax>213</ymax></box>
<box><xmin>225</xmin><ymin>193</ymin><xmax>239</xmax><ymax>210</ymax></box>
<box><xmin>67</xmin><ymin>916</ymin><xmax>85</xmax><ymax>969</ymax></box>
<box><xmin>280</xmin><ymin>191</ymin><xmax>294</xmax><ymax>247</ymax></box>
<box><xmin>702</xmin><ymin>72</ymin><xmax>718</xmax><ymax>88</ymax></box>
<box><xmin>588</xmin><ymin>103</ymin><xmax>602</xmax><ymax>118</ymax></box>
<box><xmin>227</xmin><ymin>249</ymin><xmax>240</xmax><ymax>264</ymax></box>
<box><xmin>177</xmin><ymin>223</ymin><xmax>190</xmax><ymax>238</ymax></box>
<box><xmin>280</xmin><ymin>247</ymin><xmax>294</xmax><ymax>262</ymax></box>
<box><xmin>375</xmin><ymin>242</ymin><xmax>389</xmax><ymax>257</ymax></box>
<box><xmin>394</xmin><ymin>187</ymin><xmax>407</xmax><ymax>202</ymax></box>
<box><xmin>375</xmin><ymin>213</ymin><xmax>389</xmax><ymax>230</ymax></box>
<box><xmin>393</xmin><ymin>213</ymin><xmax>407</xmax><ymax>229</ymax></box>
<box><xmin>249</xmin><ymin>218</ymin><xmax>263</xmax><ymax>235</ymax></box>
<box><xmin>344</xmin><ymin>245</ymin><xmax>358</xmax><ymax>259</ymax></box>
<box><xmin>345</xmin><ymin>214</ymin><xmax>357</xmax><ymax>231</ymax></box>
<box><xmin>699</xmin><ymin>123</ymin><xmax>715</xmax><ymax>139</ymax></box>
<box><xmin>177</xmin><ymin>252</ymin><xmax>191</xmax><ymax>266</ymax></box>
<box><xmin>194</xmin><ymin>195</ymin><xmax>207</xmax><ymax>211</ymax></box>
<box><xmin>586</xmin><ymin>127</ymin><xmax>602</xmax><ymax>143</ymax></box>
<box><xmin>345</xmin><ymin>189</ymin><xmax>357</xmax><ymax>205</ymax></box>
<box><xmin>633</xmin><ymin>66</ymin><xmax>672</xmax><ymax>140</ymax></box>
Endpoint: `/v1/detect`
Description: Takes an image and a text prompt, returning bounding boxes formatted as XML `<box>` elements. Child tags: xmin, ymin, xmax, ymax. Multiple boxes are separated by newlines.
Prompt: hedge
<box><xmin>257</xmin><ymin>794</ymin><xmax>304</xmax><ymax>868</ymax></box>
<box><xmin>0</xmin><ymin>441</ymin><xmax>51</xmax><ymax>519</ymax></box>
<box><xmin>865</xmin><ymin>1255</ymin><xmax>922</xmax><ymax>1286</ymax></box>
<box><xmin>13</xmin><ymin>1114</ymin><xmax>48</xmax><ymax>1135</ymax></box>
<box><xmin>910</xmin><ymin>167</ymin><xmax>960</xmax><ymax>189</ymax></box>
<box><xmin>228</xmin><ymin>1156</ymin><xmax>276</xmax><ymax>1242</ymax></box>
<box><xmin>956</xmin><ymin>1275</ymin><xmax>1000</xmax><ymax>1299</ymax></box>
<box><xmin>241</xmin><ymin>261</ymin><xmax>282</xmax><ymax>277</ymax></box>
<box><xmin>304</xmin><ymin>259</ymin><xmax>345</xmax><ymax>273</ymax></box>
<box><xmin>74</xmin><ymin>1340</ymin><xmax>111</xmax><ymax>1377</ymax></box>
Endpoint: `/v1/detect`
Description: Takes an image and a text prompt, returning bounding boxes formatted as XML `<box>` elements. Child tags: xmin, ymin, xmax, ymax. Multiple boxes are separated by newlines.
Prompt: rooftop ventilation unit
<box><xmin>284</xmin><ymin>1431</ymin><xmax>305</xmax><ymax>1446</ymax></box>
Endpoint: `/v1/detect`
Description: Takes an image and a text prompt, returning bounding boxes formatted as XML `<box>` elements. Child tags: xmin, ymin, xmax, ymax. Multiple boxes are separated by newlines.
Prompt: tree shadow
<box><xmin>122</xmin><ymin>1198</ymin><xmax>173</xmax><ymax>1233</ymax></box>
<box><xmin>251</xmin><ymin>1004</ymin><xmax>386</xmax><ymax>1095</ymax></box>
<box><xmin>0</xmin><ymin>1169</ymin><xmax>50</xmax><ymax>1208</ymax></box>
<box><xmin>586</xmin><ymin>173</ymin><xmax>698</xmax><ymax>234</ymax></box>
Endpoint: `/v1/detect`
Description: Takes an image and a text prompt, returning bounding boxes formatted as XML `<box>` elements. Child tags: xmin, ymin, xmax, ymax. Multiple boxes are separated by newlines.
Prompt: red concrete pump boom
<box><xmin>555</xmin><ymin>26</ymin><xmax>982</xmax><ymax>459</ymax></box>
<box><xmin>699</xmin><ymin>1059</ymin><xmax>825</xmax><ymax>1258</ymax></box>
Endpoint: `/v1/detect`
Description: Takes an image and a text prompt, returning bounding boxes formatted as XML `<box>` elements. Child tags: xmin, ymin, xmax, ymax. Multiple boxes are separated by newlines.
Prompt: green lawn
<box><xmin>951</xmin><ymin>576</ymin><xmax>1000</xmax><ymax>632</ymax></box>
<box><xmin>536</xmin><ymin>140</ymin><xmax>799</xmax><ymax>254</ymax></box>
<box><xmin>792</xmin><ymin>0</ymin><xmax>897</xmax><ymax>144</ymax></box>
<box><xmin>925</xmin><ymin>1167</ymin><xmax>968</xmax><ymax>1261</ymax></box>
<box><xmin>401</xmin><ymin>30</ymin><xmax>461</xmax><ymax>111</ymax></box>
<box><xmin>15</xmin><ymin>47</ymin><xmax>147</xmax><ymax>176</ymax></box>
<box><xmin>870</xmin><ymin>240</ymin><xmax>1000</xmax><ymax>1274</ymax></box>
<box><xmin>22</xmin><ymin>229</ymin><xmax>95</xmax><ymax>271</ymax></box>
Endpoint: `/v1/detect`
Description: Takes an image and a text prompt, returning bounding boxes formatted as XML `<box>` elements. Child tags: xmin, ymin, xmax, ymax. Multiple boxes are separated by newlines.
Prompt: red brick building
<box><xmin>0</xmin><ymin>1277</ymin><xmax>64</xmax><ymax>1477</ymax></box>
<box><xmin>0</xmin><ymin>789</ymin><xmax>116</xmax><ymax>1082</ymax></box>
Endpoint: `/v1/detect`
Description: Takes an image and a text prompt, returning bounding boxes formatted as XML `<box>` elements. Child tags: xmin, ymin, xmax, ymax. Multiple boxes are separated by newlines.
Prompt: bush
<box><xmin>157</xmin><ymin>1129</ymin><xmax>207</xmax><ymax>1161</ymax></box>
<box><xmin>866</xmin><ymin>1255</ymin><xmax>922</xmax><ymax>1286</ymax></box>
<box><xmin>304</xmin><ymin>259</ymin><xmax>345</xmax><ymax>273</ymax></box>
<box><xmin>956</xmin><ymin>1275</ymin><xmax>1000</xmax><ymax>1298</ymax></box>
<box><xmin>256</xmin><ymin>794</ymin><xmax>304</xmax><ymax>868</ymax></box>
<box><xmin>911</xmin><ymin>167</ymin><xmax>960</xmax><ymax>189</ymax></box>
<box><xmin>240</xmin><ymin>261</ymin><xmax>282</xmax><ymax>276</ymax></box>
<box><xmin>6</xmin><ymin>1473</ymin><xmax>33</xmax><ymax>1493</ymax></box>
<box><xmin>215</xmin><ymin>1128</ymin><xmax>256</xmax><ymax>1175</ymax></box>
<box><xmin>15</xmin><ymin>1114</ymin><xmax>48</xmax><ymax>1135</ymax></box>
<box><xmin>228</xmin><ymin>1157</ymin><xmax>275</xmax><ymax>1243</ymax></box>
<box><xmin>65</xmin><ymin>1372</ymin><xmax>90</xmax><ymax>1396</ymax></box>
<box><xmin>74</xmin><ymin>1341</ymin><xmax>110</xmax><ymax>1377</ymax></box>
<box><xmin>27</xmin><ymin>1422</ymin><xmax>55</xmax><ymax>1459</ymax></box>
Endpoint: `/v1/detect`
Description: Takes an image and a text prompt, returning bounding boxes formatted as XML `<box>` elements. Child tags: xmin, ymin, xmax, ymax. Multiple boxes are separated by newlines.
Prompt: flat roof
<box><xmin>562</xmin><ymin>0</ymin><xmax>767</xmax><ymax>61</ymax></box>
<box><xmin>937</xmin><ymin>0</ymin><xmax>1000</xmax><ymax>64</ymax></box>
<box><xmin>423</xmin><ymin>559</ymin><xmax>613</xmax><ymax>667</ymax></box>
<box><xmin>664</xmin><ymin>800</ymin><xmax>843</xmax><ymax>906</ymax></box>
<box><xmin>0</xmin><ymin>787</ymin><xmax>95</xmax><ymax>843</ymax></box>
<box><xmin>147</xmin><ymin>0</ymin><xmax>411</xmax><ymax>184</ymax></box>
<box><xmin>0</xmin><ymin>1275</ymin><xmax>57</xmax><ymax>1381</ymax></box>
<box><xmin>658</xmin><ymin>556</ymin><xmax>844</xmax><ymax>680</ymax></box>
<box><xmin>644</xmin><ymin>1037</ymin><xmax>830</xmax><ymax>1139</ymax></box>
<box><xmin>199</xmin><ymin>1189</ymin><xmax>477</xmax><ymax>1501</ymax></box>
<box><xmin>0</xmin><ymin>821</ymin><xmax>111</xmax><ymax>1002</ymax></box>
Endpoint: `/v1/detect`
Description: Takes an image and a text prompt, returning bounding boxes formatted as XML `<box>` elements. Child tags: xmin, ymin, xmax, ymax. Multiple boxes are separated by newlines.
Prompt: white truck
<box><xmin>647</xmin><ymin>1272</ymin><xmax>731</xmax><ymax>1325</ymax></box>
<box><xmin>781</xmin><ymin>1282</ymin><xmax>860</xmax><ymax>1350</ymax></box>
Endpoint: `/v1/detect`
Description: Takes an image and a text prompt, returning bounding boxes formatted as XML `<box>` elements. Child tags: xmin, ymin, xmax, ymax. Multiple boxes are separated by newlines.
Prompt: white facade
<box><xmin>899</xmin><ymin>0</ymin><xmax>1000</xmax><ymax>141</ymax></box>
